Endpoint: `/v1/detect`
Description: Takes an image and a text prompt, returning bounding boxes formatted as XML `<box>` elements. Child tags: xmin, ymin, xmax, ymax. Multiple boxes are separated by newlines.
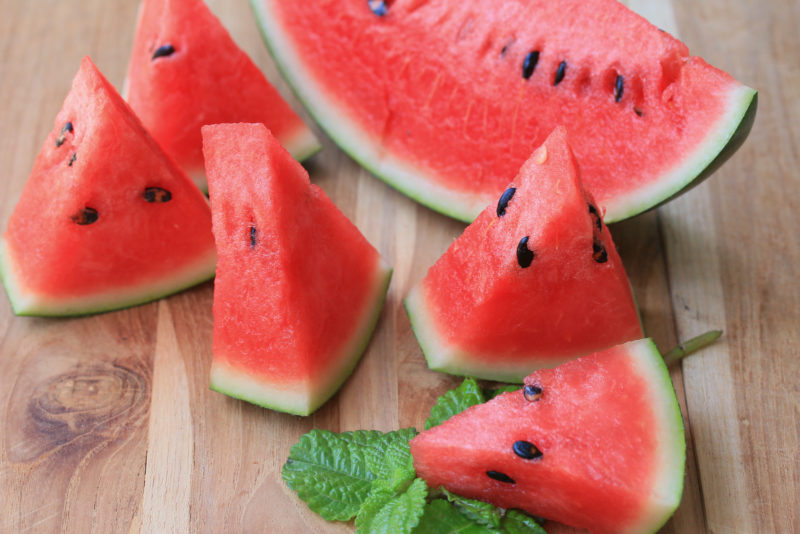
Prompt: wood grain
<box><xmin>0</xmin><ymin>0</ymin><xmax>797</xmax><ymax>533</ymax></box>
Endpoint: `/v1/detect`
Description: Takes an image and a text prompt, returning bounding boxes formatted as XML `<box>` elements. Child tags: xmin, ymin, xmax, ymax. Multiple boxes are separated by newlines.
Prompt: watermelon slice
<box><xmin>0</xmin><ymin>57</ymin><xmax>217</xmax><ymax>317</ymax></box>
<box><xmin>404</xmin><ymin>128</ymin><xmax>643</xmax><ymax>382</ymax></box>
<box><xmin>410</xmin><ymin>338</ymin><xmax>686</xmax><ymax>534</ymax></box>
<box><xmin>125</xmin><ymin>0</ymin><xmax>320</xmax><ymax>191</ymax></box>
<box><xmin>252</xmin><ymin>0</ymin><xmax>757</xmax><ymax>222</ymax></box>
<box><xmin>202</xmin><ymin>123</ymin><xmax>392</xmax><ymax>416</ymax></box>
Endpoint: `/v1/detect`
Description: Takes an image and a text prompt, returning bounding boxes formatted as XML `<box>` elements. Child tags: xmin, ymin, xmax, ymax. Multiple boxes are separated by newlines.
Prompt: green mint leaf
<box><xmin>282</xmin><ymin>429</ymin><xmax>382</xmax><ymax>520</ymax></box>
<box><xmin>355</xmin><ymin>478</ymin><xmax>428</xmax><ymax>534</ymax></box>
<box><xmin>364</xmin><ymin>427</ymin><xmax>418</xmax><ymax>490</ymax></box>
<box><xmin>501</xmin><ymin>510</ymin><xmax>547</xmax><ymax>534</ymax></box>
<box><xmin>425</xmin><ymin>378</ymin><xmax>485</xmax><ymax>429</ymax></box>
<box><xmin>485</xmin><ymin>384</ymin><xmax>520</xmax><ymax>399</ymax></box>
<box><xmin>414</xmin><ymin>499</ymin><xmax>499</xmax><ymax>533</ymax></box>
<box><xmin>442</xmin><ymin>489</ymin><xmax>503</xmax><ymax>529</ymax></box>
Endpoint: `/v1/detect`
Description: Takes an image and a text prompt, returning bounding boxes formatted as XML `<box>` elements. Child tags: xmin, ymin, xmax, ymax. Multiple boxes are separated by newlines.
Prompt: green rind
<box><xmin>251</xmin><ymin>0</ymin><xmax>757</xmax><ymax>223</ymax></box>
<box><xmin>0</xmin><ymin>236</ymin><xmax>216</xmax><ymax>317</ymax></box>
<box><xmin>209</xmin><ymin>262</ymin><xmax>393</xmax><ymax>416</ymax></box>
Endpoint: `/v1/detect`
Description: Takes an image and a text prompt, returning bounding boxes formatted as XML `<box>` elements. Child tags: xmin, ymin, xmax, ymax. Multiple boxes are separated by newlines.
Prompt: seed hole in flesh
<box><xmin>522</xmin><ymin>50</ymin><xmax>539</xmax><ymax>79</ymax></box>
<box><xmin>151</xmin><ymin>44</ymin><xmax>176</xmax><ymax>60</ymax></box>
<box><xmin>249</xmin><ymin>225</ymin><xmax>257</xmax><ymax>248</ymax></box>
<box><xmin>634</xmin><ymin>107</ymin><xmax>644</xmax><ymax>117</ymax></box>
<box><xmin>513</xmin><ymin>440</ymin><xmax>543</xmax><ymax>460</ymax></box>
<box><xmin>588</xmin><ymin>203</ymin><xmax>602</xmax><ymax>230</ymax></box>
<box><xmin>486</xmin><ymin>470</ymin><xmax>515</xmax><ymax>484</ymax></box>
<box><xmin>593</xmin><ymin>238</ymin><xmax>608</xmax><ymax>263</ymax></box>
<box><xmin>71</xmin><ymin>207</ymin><xmax>98</xmax><ymax>225</ymax></box>
<box><xmin>614</xmin><ymin>74</ymin><xmax>624</xmax><ymax>102</ymax></box>
<box><xmin>143</xmin><ymin>187</ymin><xmax>172</xmax><ymax>203</ymax></box>
<box><xmin>67</xmin><ymin>153</ymin><xmax>77</xmax><ymax>167</ymax></box>
<box><xmin>554</xmin><ymin>60</ymin><xmax>567</xmax><ymax>85</ymax></box>
<box><xmin>496</xmin><ymin>187</ymin><xmax>516</xmax><ymax>217</ymax></box>
<box><xmin>523</xmin><ymin>384</ymin><xmax>543</xmax><ymax>401</ymax></box>
<box><xmin>517</xmin><ymin>236</ymin><xmax>534</xmax><ymax>268</ymax></box>
<box><xmin>367</xmin><ymin>0</ymin><xmax>388</xmax><ymax>16</ymax></box>
<box><xmin>55</xmin><ymin>121</ymin><xmax>73</xmax><ymax>147</ymax></box>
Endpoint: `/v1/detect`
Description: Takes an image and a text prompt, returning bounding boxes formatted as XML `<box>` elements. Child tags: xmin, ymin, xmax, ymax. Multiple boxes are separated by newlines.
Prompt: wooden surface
<box><xmin>0</xmin><ymin>1</ymin><xmax>797</xmax><ymax>533</ymax></box>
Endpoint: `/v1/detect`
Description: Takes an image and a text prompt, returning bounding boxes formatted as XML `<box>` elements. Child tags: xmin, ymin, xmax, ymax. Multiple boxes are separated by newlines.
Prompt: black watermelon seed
<box><xmin>55</xmin><ymin>121</ymin><xmax>73</xmax><ymax>147</ymax></box>
<box><xmin>249</xmin><ymin>225</ymin><xmax>257</xmax><ymax>248</ymax></box>
<box><xmin>143</xmin><ymin>187</ymin><xmax>172</xmax><ymax>203</ymax></box>
<box><xmin>367</xmin><ymin>0</ymin><xmax>387</xmax><ymax>16</ymax></box>
<box><xmin>593</xmin><ymin>238</ymin><xmax>608</xmax><ymax>263</ymax></box>
<box><xmin>500</xmin><ymin>45</ymin><xmax>508</xmax><ymax>57</ymax></box>
<box><xmin>513</xmin><ymin>440</ymin><xmax>543</xmax><ymax>460</ymax></box>
<box><xmin>496</xmin><ymin>187</ymin><xmax>516</xmax><ymax>217</ymax></box>
<box><xmin>67</xmin><ymin>153</ymin><xmax>77</xmax><ymax>167</ymax></box>
<box><xmin>523</xmin><ymin>384</ymin><xmax>543</xmax><ymax>402</ymax></box>
<box><xmin>614</xmin><ymin>75</ymin><xmax>624</xmax><ymax>102</ymax></box>
<box><xmin>71</xmin><ymin>207</ymin><xmax>98</xmax><ymax>225</ymax></box>
<box><xmin>486</xmin><ymin>470</ymin><xmax>515</xmax><ymax>484</ymax></box>
<box><xmin>152</xmin><ymin>44</ymin><xmax>176</xmax><ymax>60</ymax></box>
<box><xmin>588</xmin><ymin>203</ymin><xmax>602</xmax><ymax>230</ymax></box>
<box><xmin>522</xmin><ymin>50</ymin><xmax>540</xmax><ymax>79</ymax></box>
<box><xmin>516</xmin><ymin>236</ymin><xmax>534</xmax><ymax>268</ymax></box>
<box><xmin>554</xmin><ymin>60</ymin><xmax>567</xmax><ymax>85</ymax></box>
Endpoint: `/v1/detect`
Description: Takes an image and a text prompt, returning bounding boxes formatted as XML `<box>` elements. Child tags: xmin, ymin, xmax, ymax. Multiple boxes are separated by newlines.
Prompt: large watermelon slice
<box><xmin>405</xmin><ymin>128</ymin><xmax>642</xmax><ymax>382</ymax></box>
<box><xmin>202</xmin><ymin>123</ymin><xmax>392</xmax><ymax>416</ymax></box>
<box><xmin>252</xmin><ymin>0</ymin><xmax>757</xmax><ymax>222</ymax></box>
<box><xmin>125</xmin><ymin>0</ymin><xmax>320</xmax><ymax>191</ymax></box>
<box><xmin>0</xmin><ymin>57</ymin><xmax>217</xmax><ymax>317</ymax></box>
<box><xmin>410</xmin><ymin>338</ymin><xmax>686</xmax><ymax>534</ymax></box>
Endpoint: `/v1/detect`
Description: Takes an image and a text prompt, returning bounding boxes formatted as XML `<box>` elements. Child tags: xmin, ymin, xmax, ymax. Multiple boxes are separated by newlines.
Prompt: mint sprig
<box><xmin>424</xmin><ymin>377</ymin><xmax>485</xmax><ymax>429</ymax></box>
<box><xmin>355</xmin><ymin>478</ymin><xmax>428</xmax><ymax>534</ymax></box>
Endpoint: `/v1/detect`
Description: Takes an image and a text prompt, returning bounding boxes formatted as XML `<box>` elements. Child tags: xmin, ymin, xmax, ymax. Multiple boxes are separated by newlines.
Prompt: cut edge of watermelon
<box><xmin>404</xmin><ymin>284</ymin><xmax>569</xmax><ymax>383</ymax></box>
<box><xmin>250</xmin><ymin>0</ymin><xmax>485</xmax><ymax>222</ymax></box>
<box><xmin>209</xmin><ymin>259</ymin><xmax>393</xmax><ymax>416</ymax></box>
<box><xmin>605</xmin><ymin>86</ymin><xmax>757</xmax><ymax>223</ymax></box>
<box><xmin>621</xmin><ymin>338</ymin><xmax>686</xmax><ymax>534</ymax></box>
<box><xmin>0</xmin><ymin>236</ymin><xmax>217</xmax><ymax>317</ymax></box>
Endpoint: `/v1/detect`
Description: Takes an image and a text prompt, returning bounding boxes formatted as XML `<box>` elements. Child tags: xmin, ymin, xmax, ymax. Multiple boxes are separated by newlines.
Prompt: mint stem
<box><xmin>663</xmin><ymin>330</ymin><xmax>722</xmax><ymax>367</ymax></box>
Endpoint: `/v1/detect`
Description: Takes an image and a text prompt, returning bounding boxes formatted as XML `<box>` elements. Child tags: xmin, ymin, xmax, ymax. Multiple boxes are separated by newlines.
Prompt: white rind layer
<box><xmin>0</xmin><ymin>236</ymin><xmax>217</xmax><ymax>317</ymax></box>
<box><xmin>252</xmin><ymin>0</ymin><xmax>756</xmax><ymax>223</ymax></box>
<box><xmin>209</xmin><ymin>259</ymin><xmax>393</xmax><ymax>416</ymax></box>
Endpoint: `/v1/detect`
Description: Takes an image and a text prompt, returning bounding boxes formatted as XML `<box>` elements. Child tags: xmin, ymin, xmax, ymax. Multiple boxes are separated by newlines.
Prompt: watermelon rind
<box><xmin>250</xmin><ymin>0</ymin><xmax>757</xmax><ymax>223</ymax></box>
<box><xmin>405</xmin><ymin>284</ymin><xmax>583</xmax><ymax>383</ymax></box>
<box><xmin>0</xmin><ymin>236</ymin><xmax>216</xmax><ymax>317</ymax></box>
<box><xmin>209</xmin><ymin>260</ymin><xmax>393</xmax><ymax>416</ymax></box>
<box><xmin>619</xmin><ymin>338</ymin><xmax>686</xmax><ymax>534</ymax></box>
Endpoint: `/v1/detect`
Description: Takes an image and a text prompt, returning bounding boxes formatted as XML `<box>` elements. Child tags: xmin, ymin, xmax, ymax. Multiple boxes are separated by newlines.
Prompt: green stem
<box><xmin>663</xmin><ymin>330</ymin><xmax>723</xmax><ymax>367</ymax></box>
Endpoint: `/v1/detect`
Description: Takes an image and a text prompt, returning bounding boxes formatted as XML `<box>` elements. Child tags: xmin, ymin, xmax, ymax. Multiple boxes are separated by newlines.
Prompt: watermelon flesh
<box><xmin>0</xmin><ymin>57</ymin><xmax>217</xmax><ymax>316</ymax></box>
<box><xmin>202</xmin><ymin>123</ymin><xmax>391</xmax><ymax>416</ymax></box>
<box><xmin>410</xmin><ymin>338</ymin><xmax>686</xmax><ymax>534</ymax></box>
<box><xmin>252</xmin><ymin>0</ymin><xmax>756</xmax><ymax>222</ymax></box>
<box><xmin>405</xmin><ymin>128</ymin><xmax>643</xmax><ymax>382</ymax></box>
<box><xmin>126</xmin><ymin>0</ymin><xmax>320</xmax><ymax>191</ymax></box>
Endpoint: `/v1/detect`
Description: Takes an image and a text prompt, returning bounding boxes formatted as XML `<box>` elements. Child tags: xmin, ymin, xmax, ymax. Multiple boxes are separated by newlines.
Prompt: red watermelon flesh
<box><xmin>405</xmin><ymin>128</ymin><xmax>642</xmax><ymax>382</ymax></box>
<box><xmin>202</xmin><ymin>123</ymin><xmax>391</xmax><ymax>416</ymax></box>
<box><xmin>410</xmin><ymin>338</ymin><xmax>686</xmax><ymax>534</ymax></box>
<box><xmin>126</xmin><ymin>0</ymin><xmax>320</xmax><ymax>191</ymax></box>
<box><xmin>253</xmin><ymin>0</ymin><xmax>756</xmax><ymax>222</ymax></box>
<box><xmin>0</xmin><ymin>57</ymin><xmax>216</xmax><ymax>316</ymax></box>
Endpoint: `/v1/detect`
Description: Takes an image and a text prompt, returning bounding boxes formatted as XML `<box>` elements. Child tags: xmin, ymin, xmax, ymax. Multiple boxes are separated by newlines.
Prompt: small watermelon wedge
<box><xmin>202</xmin><ymin>123</ymin><xmax>392</xmax><ymax>416</ymax></box>
<box><xmin>0</xmin><ymin>57</ymin><xmax>217</xmax><ymax>317</ymax></box>
<box><xmin>405</xmin><ymin>128</ymin><xmax>642</xmax><ymax>382</ymax></box>
<box><xmin>125</xmin><ymin>0</ymin><xmax>320</xmax><ymax>191</ymax></box>
<box><xmin>252</xmin><ymin>0</ymin><xmax>756</xmax><ymax>222</ymax></box>
<box><xmin>410</xmin><ymin>338</ymin><xmax>686</xmax><ymax>534</ymax></box>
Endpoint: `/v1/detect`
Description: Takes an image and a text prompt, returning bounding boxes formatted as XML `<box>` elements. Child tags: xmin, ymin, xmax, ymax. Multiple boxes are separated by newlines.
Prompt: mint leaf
<box><xmin>355</xmin><ymin>478</ymin><xmax>428</xmax><ymax>534</ymax></box>
<box><xmin>443</xmin><ymin>489</ymin><xmax>503</xmax><ymax>529</ymax></box>
<box><xmin>425</xmin><ymin>378</ymin><xmax>485</xmax><ymax>429</ymax></box>
<box><xmin>502</xmin><ymin>510</ymin><xmax>547</xmax><ymax>534</ymax></box>
<box><xmin>485</xmin><ymin>384</ymin><xmax>520</xmax><ymax>399</ymax></box>
<box><xmin>415</xmin><ymin>499</ymin><xmax>498</xmax><ymax>533</ymax></box>
<box><xmin>364</xmin><ymin>427</ymin><xmax>418</xmax><ymax>490</ymax></box>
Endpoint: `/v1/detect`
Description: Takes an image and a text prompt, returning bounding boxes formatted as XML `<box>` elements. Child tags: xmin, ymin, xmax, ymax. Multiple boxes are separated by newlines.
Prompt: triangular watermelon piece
<box><xmin>410</xmin><ymin>339</ymin><xmax>686</xmax><ymax>534</ymax></box>
<box><xmin>125</xmin><ymin>0</ymin><xmax>320</xmax><ymax>191</ymax></box>
<box><xmin>0</xmin><ymin>57</ymin><xmax>217</xmax><ymax>316</ymax></box>
<box><xmin>202</xmin><ymin>123</ymin><xmax>392</xmax><ymax>416</ymax></box>
<box><xmin>405</xmin><ymin>128</ymin><xmax>643</xmax><ymax>382</ymax></box>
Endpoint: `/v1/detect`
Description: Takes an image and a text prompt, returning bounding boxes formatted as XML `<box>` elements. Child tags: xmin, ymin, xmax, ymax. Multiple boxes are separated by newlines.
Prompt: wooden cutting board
<box><xmin>1</xmin><ymin>0</ymin><xmax>797</xmax><ymax>532</ymax></box>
